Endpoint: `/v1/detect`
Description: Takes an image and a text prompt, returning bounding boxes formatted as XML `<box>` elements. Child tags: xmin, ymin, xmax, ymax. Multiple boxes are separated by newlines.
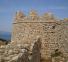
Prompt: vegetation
<box><xmin>0</xmin><ymin>38</ymin><xmax>9</xmax><ymax>46</ymax></box>
<box><xmin>51</xmin><ymin>49</ymin><xmax>63</xmax><ymax>57</ymax></box>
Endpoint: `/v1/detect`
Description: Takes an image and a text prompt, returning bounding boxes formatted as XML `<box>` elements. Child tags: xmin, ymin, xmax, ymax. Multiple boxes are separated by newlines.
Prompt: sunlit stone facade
<box><xmin>11</xmin><ymin>11</ymin><xmax>68</xmax><ymax>60</ymax></box>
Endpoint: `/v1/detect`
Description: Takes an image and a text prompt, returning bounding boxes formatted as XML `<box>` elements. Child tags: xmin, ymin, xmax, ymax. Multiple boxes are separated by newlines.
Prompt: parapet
<box><xmin>43</xmin><ymin>12</ymin><xmax>55</xmax><ymax>20</ymax></box>
<box><xmin>13</xmin><ymin>10</ymin><xmax>66</xmax><ymax>23</ymax></box>
<box><xmin>15</xmin><ymin>11</ymin><xmax>25</xmax><ymax>20</ymax></box>
<box><xmin>29</xmin><ymin>10</ymin><xmax>38</xmax><ymax>20</ymax></box>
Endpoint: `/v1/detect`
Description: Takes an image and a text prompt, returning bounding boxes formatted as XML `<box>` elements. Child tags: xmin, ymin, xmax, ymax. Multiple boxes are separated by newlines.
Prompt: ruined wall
<box><xmin>11</xmin><ymin>11</ymin><xmax>68</xmax><ymax>60</ymax></box>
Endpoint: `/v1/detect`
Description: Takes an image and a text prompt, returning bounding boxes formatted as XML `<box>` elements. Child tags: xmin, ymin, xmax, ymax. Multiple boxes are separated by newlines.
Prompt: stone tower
<box><xmin>11</xmin><ymin>11</ymin><xmax>68</xmax><ymax>61</ymax></box>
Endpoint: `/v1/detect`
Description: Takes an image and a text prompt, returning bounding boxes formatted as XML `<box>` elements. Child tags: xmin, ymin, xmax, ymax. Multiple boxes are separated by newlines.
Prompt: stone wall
<box><xmin>11</xmin><ymin>11</ymin><xmax>68</xmax><ymax>61</ymax></box>
<box><xmin>30</xmin><ymin>37</ymin><xmax>41</xmax><ymax>62</ymax></box>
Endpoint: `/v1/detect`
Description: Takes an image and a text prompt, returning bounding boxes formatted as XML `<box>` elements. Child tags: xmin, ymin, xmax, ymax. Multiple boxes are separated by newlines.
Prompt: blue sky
<box><xmin>0</xmin><ymin>0</ymin><xmax>68</xmax><ymax>32</ymax></box>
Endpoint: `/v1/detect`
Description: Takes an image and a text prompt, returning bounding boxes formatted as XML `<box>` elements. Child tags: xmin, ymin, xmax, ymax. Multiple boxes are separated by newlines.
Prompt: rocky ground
<box><xmin>0</xmin><ymin>38</ymin><xmax>41</xmax><ymax>62</ymax></box>
<box><xmin>0</xmin><ymin>44</ymin><xmax>29</xmax><ymax>62</ymax></box>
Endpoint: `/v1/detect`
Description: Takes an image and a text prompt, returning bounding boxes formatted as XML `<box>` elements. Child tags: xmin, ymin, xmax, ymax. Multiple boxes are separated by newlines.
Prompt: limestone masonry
<box><xmin>11</xmin><ymin>10</ymin><xmax>68</xmax><ymax>62</ymax></box>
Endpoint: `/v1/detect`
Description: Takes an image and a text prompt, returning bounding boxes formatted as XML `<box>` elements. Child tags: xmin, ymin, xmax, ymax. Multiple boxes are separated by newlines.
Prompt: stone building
<box><xmin>11</xmin><ymin>11</ymin><xmax>68</xmax><ymax>62</ymax></box>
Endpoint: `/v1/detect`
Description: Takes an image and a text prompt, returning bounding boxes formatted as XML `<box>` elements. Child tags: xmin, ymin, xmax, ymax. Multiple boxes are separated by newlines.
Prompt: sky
<box><xmin>0</xmin><ymin>0</ymin><xmax>68</xmax><ymax>32</ymax></box>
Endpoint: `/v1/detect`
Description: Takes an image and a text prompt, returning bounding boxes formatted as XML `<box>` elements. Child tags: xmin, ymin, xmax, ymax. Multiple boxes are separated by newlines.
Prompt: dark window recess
<box><xmin>52</xmin><ymin>25</ymin><xmax>55</xmax><ymax>29</ymax></box>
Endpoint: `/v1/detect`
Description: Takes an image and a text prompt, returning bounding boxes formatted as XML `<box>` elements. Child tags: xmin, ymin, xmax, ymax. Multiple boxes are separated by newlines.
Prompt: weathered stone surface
<box><xmin>0</xmin><ymin>38</ymin><xmax>42</xmax><ymax>62</ymax></box>
<box><xmin>0</xmin><ymin>44</ymin><xmax>29</xmax><ymax>62</ymax></box>
<box><xmin>30</xmin><ymin>37</ymin><xmax>41</xmax><ymax>62</ymax></box>
<box><xmin>15</xmin><ymin>11</ymin><xmax>25</xmax><ymax>21</ymax></box>
<box><xmin>9</xmin><ymin>50</ymin><xmax>29</xmax><ymax>62</ymax></box>
<box><xmin>29</xmin><ymin>10</ymin><xmax>38</xmax><ymax>20</ymax></box>
<box><xmin>11</xmin><ymin>11</ymin><xmax>68</xmax><ymax>62</ymax></box>
<box><xmin>43</xmin><ymin>12</ymin><xmax>55</xmax><ymax>20</ymax></box>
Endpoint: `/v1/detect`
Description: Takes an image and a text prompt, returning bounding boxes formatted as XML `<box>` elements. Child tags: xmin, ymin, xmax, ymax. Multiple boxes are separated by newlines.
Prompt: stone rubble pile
<box><xmin>0</xmin><ymin>37</ymin><xmax>41</xmax><ymax>62</ymax></box>
<box><xmin>0</xmin><ymin>44</ymin><xmax>29</xmax><ymax>62</ymax></box>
